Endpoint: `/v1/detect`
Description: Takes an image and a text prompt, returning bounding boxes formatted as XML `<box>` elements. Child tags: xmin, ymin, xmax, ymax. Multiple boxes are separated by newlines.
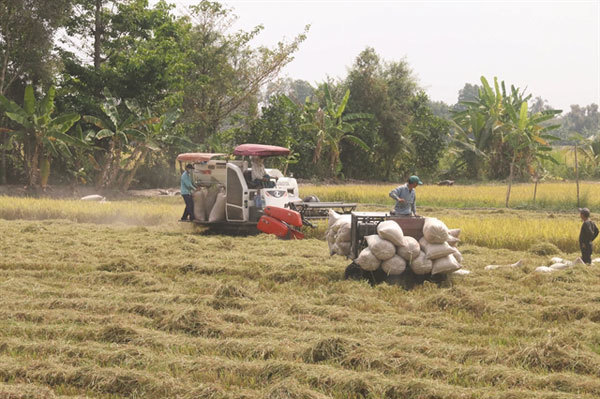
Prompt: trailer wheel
<box><xmin>344</xmin><ymin>262</ymin><xmax>363</xmax><ymax>281</ymax></box>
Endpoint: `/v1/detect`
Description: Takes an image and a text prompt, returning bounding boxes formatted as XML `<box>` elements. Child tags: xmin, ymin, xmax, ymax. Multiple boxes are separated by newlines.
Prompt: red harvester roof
<box><xmin>233</xmin><ymin>144</ymin><xmax>290</xmax><ymax>157</ymax></box>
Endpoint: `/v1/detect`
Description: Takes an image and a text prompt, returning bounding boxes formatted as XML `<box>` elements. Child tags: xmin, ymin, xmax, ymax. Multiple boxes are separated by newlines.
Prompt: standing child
<box><xmin>579</xmin><ymin>208</ymin><xmax>599</xmax><ymax>264</ymax></box>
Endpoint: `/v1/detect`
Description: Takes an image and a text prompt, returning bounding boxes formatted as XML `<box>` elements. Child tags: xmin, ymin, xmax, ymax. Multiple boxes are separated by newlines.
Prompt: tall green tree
<box><xmin>343</xmin><ymin>48</ymin><xmax>420</xmax><ymax>180</ymax></box>
<box><xmin>60</xmin><ymin>0</ymin><xmax>190</xmax><ymax>110</ymax></box>
<box><xmin>180</xmin><ymin>1</ymin><xmax>309</xmax><ymax>147</ymax></box>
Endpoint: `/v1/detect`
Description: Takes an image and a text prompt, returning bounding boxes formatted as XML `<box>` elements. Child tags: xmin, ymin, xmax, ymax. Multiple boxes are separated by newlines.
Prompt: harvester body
<box><xmin>176</xmin><ymin>145</ymin><xmax>301</xmax><ymax>234</ymax></box>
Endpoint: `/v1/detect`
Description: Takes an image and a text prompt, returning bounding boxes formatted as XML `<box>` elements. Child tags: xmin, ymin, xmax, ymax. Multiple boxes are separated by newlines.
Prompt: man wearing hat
<box><xmin>180</xmin><ymin>164</ymin><xmax>197</xmax><ymax>222</ymax></box>
<box><xmin>579</xmin><ymin>208</ymin><xmax>599</xmax><ymax>264</ymax></box>
<box><xmin>389</xmin><ymin>175</ymin><xmax>423</xmax><ymax>216</ymax></box>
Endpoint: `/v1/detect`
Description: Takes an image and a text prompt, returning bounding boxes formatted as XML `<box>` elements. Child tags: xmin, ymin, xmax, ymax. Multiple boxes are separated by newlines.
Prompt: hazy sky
<box><xmin>164</xmin><ymin>0</ymin><xmax>599</xmax><ymax>111</ymax></box>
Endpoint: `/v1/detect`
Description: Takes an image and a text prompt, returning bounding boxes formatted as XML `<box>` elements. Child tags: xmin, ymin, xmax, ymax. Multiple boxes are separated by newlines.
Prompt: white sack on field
<box><xmin>550</xmin><ymin>262</ymin><xmax>569</xmax><ymax>270</ymax></box>
<box><xmin>336</xmin><ymin>223</ymin><xmax>352</xmax><ymax>243</ymax></box>
<box><xmin>328</xmin><ymin>209</ymin><xmax>351</xmax><ymax>230</ymax></box>
<box><xmin>365</xmin><ymin>234</ymin><xmax>396</xmax><ymax>261</ymax></box>
<box><xmin>356</xmin><ymin>247</ymin><xmax>381</xmax><ymax>271</ymax></box>
<box><xmin>431</xmin><ymin>254</ymin><xmax>461</xmax><ymax>275</ymax></box>
<box><xmin>453</xmin><ymin>269</ymin><xmax>471</xmax><ymax>276</ymax></box>
<box><xmin>419</xmin><ymin>237</ymin><xmax>454</xmax><ymax>260</ymax></box>
<box><xmin>450</xmin><ymin>247</ymin><xmax>463</xmax><ymax>264</ymax></box>
<box><xmin>381</xmin><ymin>255</ymin><xmax>407</xmax><ymax>275</ymax></box>
<box><xmin>410</xmin><ymin>251</ymin><xmax>433</xmax><ymax>275</ymax></box>
<box><xmin>336</xmin><ymin>242</ymin><xmax>352</xmax><ymax>257</ymax></box>
<box><xmin>377</xmin><ymin>220</ymin><xmax>407</xmax><ymax>247</ymax></box>
<box><xmin>423</xmin><ymin>217</ymin><xmax>450</xmax><ymax>244</ymax></box>
<box><xmin>397</xmin><ymin>236</ymin><xmax>420</xmax><ymax>262</ymax></box>
<box><xmin>535</xmin><ymin>266</ymin><xmax>554</xmax><ymax>273</ymax></box>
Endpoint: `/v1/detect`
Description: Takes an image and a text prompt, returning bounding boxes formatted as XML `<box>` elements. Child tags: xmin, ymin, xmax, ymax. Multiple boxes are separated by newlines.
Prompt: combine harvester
<box><xmin>176</xmin><ymin>144</ymin><xmax>356</xmax><ymax>238</ymax></box>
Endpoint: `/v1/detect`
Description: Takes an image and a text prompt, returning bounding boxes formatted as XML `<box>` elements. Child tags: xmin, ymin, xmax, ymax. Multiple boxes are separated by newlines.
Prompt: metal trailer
<box><xmin>346</xmin><ymin>212</ymin><xmax>448</xmax><ymax>288</ymax></box>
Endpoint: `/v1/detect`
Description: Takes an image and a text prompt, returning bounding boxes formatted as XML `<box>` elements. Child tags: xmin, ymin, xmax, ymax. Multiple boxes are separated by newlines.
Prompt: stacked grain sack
<box><xmin>326</xmin><ymin>210</ymin><xmax>352</xmax><ymax>257</ymax></box>
<box><xmin>193</xmin><ymin>185</ymin><xmax>226</xmax><ymax>222</ymax></box>
<box><xmin>353</xmin><ymin>217</ymin><xmax>462</xmax><ymax>276</ymax></box>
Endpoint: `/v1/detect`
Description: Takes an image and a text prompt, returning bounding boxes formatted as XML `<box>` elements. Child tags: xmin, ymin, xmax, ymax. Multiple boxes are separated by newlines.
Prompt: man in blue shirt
<box><xmin>180</xmin><ymin>164</ymin><xmax>197</xmax><ymax>221</ymax></box>
<box><xmin>389</xmin><ymin>175</ymin><xmax>423</xmax><ymax>216</ymax></box>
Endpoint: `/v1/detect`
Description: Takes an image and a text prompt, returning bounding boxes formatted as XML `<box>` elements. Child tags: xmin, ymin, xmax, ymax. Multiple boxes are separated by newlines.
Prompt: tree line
<box><xmin>1</xmin><ymin>0</ymin><xmax>598</xmax><ymax>191</ymax></box>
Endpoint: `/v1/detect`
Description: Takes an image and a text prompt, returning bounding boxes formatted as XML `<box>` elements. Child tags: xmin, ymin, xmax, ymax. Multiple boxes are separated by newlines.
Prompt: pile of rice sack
<box><xmin>193</xmin><ymin>186</ymin><xmax>226</xmax><ymax>222</ymax></box>
<box><xmin>326</xmin><ymin>210</ymin><xmax>352</xmax><ymax>257</ymax></box>
<box><xmin>326</xmin><ymin>211</ymin><xmax>462</xmax><ymax>276</ymax></box>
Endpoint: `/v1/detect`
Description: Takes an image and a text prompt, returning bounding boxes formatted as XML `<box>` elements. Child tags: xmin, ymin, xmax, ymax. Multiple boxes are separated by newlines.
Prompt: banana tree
<box><xmin>503</xmin><ymin>101</ymin><xmax>560</xmax><ymax>207</ymax></box>
<box><xmin>568</xmin><ymin>133</ymin><xmax>600</xmax><ymax>205</ymax></box>
<box><xmin>116</xmin><ymin>105</ymin><xmax>181</xmax><ymax>190</ymax></box>
<box><xmin>0</xmin><ymin>86</ymin><xmax>81</xmax><ymax>188</ymax></box>
<box><xmin>300</xmin><ymin>84</ymin><xmax>370</xmax><ymax>177</ymax></box>
<box><xmin>84</xmin><ymin>89</ymin><xmax>156</xmax><ymax>189</ymax></box>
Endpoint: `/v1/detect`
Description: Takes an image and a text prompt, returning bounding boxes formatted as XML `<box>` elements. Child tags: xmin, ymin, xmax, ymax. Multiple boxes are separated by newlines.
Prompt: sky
<box><xmin>161</xmin><ymin>0</ymin><xmax>599</xmax><ymax>112</ymax></box>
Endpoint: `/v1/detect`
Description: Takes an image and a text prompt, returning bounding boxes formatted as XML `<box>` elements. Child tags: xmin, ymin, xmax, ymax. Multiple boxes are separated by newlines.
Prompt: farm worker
<box><xmin>389</xmin><ymin>175</ymin><xmax>423</xmax><ymax>216</ymax></box>
<box><xmin>578</xmin><ymin>207</ymin><xmax>599</xmax><ymax>264</ymax></box>
<box><xmin>179</xmin><ymin>164</ymin><xmax>197</xmax><ymax>222</ymax></box>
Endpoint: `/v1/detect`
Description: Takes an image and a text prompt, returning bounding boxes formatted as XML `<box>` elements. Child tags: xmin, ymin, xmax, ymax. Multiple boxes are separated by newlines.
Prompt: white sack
<box><xmin>336</xmin><ymin>242</ymin><xmax>352</xmax><ymax>257</ymax></box>
<box><xmin>330</xmin><ymin>216</ymin><xmax>351</xmax><ymax>234</ymax></box>
<box><xmin>208</xmin><ymin>192</ymin><xmax>226</xmax><ymax>222</ymax></box>
<box><xmin>431</xmin><ymin>254</ymin><xmax>461</xmax><ymax>275</ymax></box>
<box><xmin>453</xmin><ymin>269</ymin><xmax>471</xmax><ymax>276</ymax></box>
<box><xmin>450</xmin><ymin>247</ymin><xmax>463</xmax><ymax>264</ymax></box>
<box><xmin>193</xmin><ymin>189</ymin><xmax>207</xmax><ymax>222</ymax></box>
<box><xmin>365</xmin><ymin>234</ymin><xmax>396</xmax><ymax>261</ymax></box>
<box><xmin>550</xmin><ymin>257</ymin><xmax>564</xmax><ymax>264</ymax></box>
<box><xmin>356</xmin><ymin>247</ymin><xmax>381</xmax><ymax>271</ymax></box>
<box><xmin>423</xmin><ymin>217</ymin><xmax>450</xmax><ymax>244</ymax></box>
<box><xmin>336</xmin><ymin>223</ymin><xmax>352</xmax><ymax>243</ymax></box>
<box><xmin>204</xmin><ymin>185</ymin><xmax>220</xmax><ymax>218</ymax></box>
<box><xmin>535</xmin><ymin>266</ymin><xmax>554</xmax><ymax>273</ymax></box>
<box><xmin>381</xmin><ymin>255</ymin><xmax>407</xmax><ymax>275</ymax></box>
<box><xmin>447</xmin><ymin>236</ymin><xmax>460</xmax><ymax>247</ymax></box>
<box><xmin>326</xmin><ymin>230</ymin><xmax>337</xmax><ymax>256</ymax></box>
<box><xmin>410</xmin><ymin>251</ymin><xmax>433</xmax><ymax>275</ymax></box>
<box><xmin>328</xmin><ymin>209</ymin><xmax>351</xmax><ymax>230</ymax></box>
<box><xmin>550</xmin><ymin>262</ymin><xmax>569</xmax><ymax>270</ymax></box>
<box><xmin>328</xmin><ymin>209</ymin><xmax>340</xmax><ymax>229</ymax></box>
<box><xmin>448</xmin><ymin>228</ymin><xmax>461</xmax><ymax>238</ymax></box>
<box><xmin>81</xmin><ymin>194</ymin><xmax>105</xmax><ymax>201</ymax></box>
<box><xmin>419</xmin><ymin>237</ymin><xmax>455</xmax><ymax>260</ymax></box>
<box><xmin>397</xmin><ymin>236</ymin><xmax>420</xmax><ymax>262</ymax></box>
<box><xmin>376</xmin><ymin>220</ymin><xmax>407</xmax><ymax>247</ymax></box>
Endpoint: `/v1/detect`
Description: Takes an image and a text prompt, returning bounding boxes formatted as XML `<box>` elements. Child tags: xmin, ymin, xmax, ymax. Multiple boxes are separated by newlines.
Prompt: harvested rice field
<box><xmin>1</xmin><ymin>192</ymin><xmax>600</xmax><ymax>398</ymax></box>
